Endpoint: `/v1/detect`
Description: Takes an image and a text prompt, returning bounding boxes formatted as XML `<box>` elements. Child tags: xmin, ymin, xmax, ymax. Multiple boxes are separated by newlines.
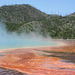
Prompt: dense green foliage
<box><xmin>40</xmin><ymin>15</ymin><xmax>75</xmax><ymax>39</ymax></box>
<box><xmin>0</xmin><ymin>4</ymin><xmax>75</xmax><ymax>39</ymax></box>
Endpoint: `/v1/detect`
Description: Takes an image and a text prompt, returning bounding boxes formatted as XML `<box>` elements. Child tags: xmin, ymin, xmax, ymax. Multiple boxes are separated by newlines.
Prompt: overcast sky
<box><xmin>0</xmin><ymin>0</ymin><xmax>75</xmax><ymax>16</ymax></box>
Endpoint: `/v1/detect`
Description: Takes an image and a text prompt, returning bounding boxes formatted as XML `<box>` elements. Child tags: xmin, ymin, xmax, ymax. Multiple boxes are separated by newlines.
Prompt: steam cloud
<box><xmin>0</xmin><ymin>22</ymin><xmax>56</xmax><ymax>50</ymax></box>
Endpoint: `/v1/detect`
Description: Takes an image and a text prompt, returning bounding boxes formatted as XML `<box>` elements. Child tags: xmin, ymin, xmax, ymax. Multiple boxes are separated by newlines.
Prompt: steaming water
<box><xmin>0</xmin><ymin>39</ymin><xmax>57</xmax><ymax>50</ymax></box>
<box><xmin>0</xmin><ymin>22</ymin><xmax>58</xmax><ymax>50</ymax></box>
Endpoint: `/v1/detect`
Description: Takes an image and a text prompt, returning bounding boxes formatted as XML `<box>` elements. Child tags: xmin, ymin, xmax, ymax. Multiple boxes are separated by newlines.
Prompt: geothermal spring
<box><xmin>0</xmin><ymin>22</ymin><xmax>75</xmax><ymax>75</ymax></box>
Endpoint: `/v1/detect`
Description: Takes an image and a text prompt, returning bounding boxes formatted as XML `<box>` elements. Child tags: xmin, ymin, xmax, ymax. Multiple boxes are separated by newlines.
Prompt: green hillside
<box><xmin>0</xmin><ymin>4</ymin><xmax>75</xmax><ymax>39</ymax></box>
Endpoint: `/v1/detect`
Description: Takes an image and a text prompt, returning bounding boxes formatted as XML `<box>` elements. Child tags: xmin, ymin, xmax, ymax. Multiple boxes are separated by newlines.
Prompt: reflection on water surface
<box><xmin>36</xmin><ymin>50</ymin><xmax>75</xmax><ymax>63</ymax></box>
<box><xmin>0</xmin><ymin>67</ymin><xmax>29</xmax><ymax>75</ymax></box>
<box><xmin>0</xmin><ymin>40</ymin><xmax>75</xmax><ymax>75</ymax></box>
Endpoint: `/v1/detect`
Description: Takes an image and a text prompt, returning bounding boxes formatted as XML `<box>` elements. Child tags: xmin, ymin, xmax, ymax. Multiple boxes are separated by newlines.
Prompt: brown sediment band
<box><xmin>0</xmin><ymin>41</ymin><xmax>75</xmax><ymax>75</ymax></box>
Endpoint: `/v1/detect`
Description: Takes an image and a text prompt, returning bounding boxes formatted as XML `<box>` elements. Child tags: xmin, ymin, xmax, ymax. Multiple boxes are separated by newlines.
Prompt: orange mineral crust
<box><xmin>0</xmin><ymin>41</ymin><xmax>75</xmax><ymax>75</ymax></box>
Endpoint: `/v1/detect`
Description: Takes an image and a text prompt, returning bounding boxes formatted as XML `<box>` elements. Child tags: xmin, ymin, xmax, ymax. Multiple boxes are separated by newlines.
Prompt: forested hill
<box><xmin>0</xmin><ymin>4</ymin><xmax>75</xmax><ymax>39</ymax></box>
<box><xmin>0</xmin><ymin>4</ymin><xmax>47</xmax><ymax>23</ymax></box>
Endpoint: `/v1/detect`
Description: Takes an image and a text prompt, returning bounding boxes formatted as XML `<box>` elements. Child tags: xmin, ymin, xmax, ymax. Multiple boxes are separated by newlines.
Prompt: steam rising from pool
<box><xmin>0</xmin><ymin>22</ymin><xmax>57</xmax><ymax>50</ymax></box>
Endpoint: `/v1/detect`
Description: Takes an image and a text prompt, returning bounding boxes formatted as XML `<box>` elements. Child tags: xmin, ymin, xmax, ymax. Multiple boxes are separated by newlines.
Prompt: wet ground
<box><xmin>36</xmin><ymin>50</ymin><xmax>75</xmax><ymax>63</ymax></box>
<box><xmin>0</xmin><ymin>40</ymin><xmax>75</xmax><ymax>75</ymax></box>
<box><xmin>0</xmin><ymin>67</ymin><xmax>29</xmax><ymax>75</ymax></box>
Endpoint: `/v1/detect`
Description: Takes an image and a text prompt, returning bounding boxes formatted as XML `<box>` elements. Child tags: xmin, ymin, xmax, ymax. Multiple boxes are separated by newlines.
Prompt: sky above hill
<box><xmin>0</xmin><ymin>0</ymin><xmax>75</xmax><ymax>16</ymax></box>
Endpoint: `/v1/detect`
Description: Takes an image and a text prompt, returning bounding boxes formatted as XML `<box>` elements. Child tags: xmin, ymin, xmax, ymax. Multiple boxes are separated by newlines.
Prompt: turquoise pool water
<box><xmin>0</xmin><ymin>22</ymin><xmax>58</xmax><ymax>50</ymax></box>
<box><xmin>0</xmin><ymin>38</ymin><xmax>57</xmax><ymax>50</ymax></box>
